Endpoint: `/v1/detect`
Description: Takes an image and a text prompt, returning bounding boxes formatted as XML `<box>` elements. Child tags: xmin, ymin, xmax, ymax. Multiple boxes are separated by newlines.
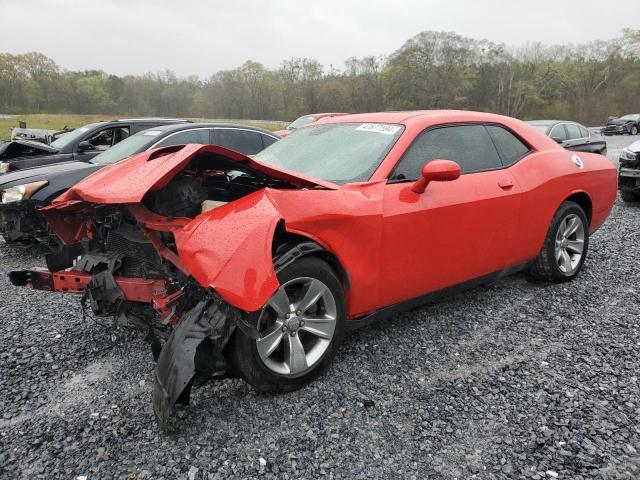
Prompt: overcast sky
<box><xmin>1</xmin><ymin>0</ymin><xmax>638</xmax><ymax>77</ymax></box>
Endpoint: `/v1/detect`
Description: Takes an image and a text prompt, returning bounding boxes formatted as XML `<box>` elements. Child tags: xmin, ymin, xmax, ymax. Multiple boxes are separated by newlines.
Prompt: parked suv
<box><xmin>0</xmin><ymin>118</ymin><xmax>189</xmax><ymax>173</ymax></box>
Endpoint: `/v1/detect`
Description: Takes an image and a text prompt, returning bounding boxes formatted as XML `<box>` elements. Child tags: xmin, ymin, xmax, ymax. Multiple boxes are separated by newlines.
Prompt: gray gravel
<box><xmin>1</xmin><ymin>138</ymin><xmax>639</xmax><ymax>479</ymax></box>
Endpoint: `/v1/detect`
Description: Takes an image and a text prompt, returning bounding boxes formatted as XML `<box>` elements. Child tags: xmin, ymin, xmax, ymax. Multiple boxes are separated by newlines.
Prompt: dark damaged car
<box><xmin>8</xmin><ymin>111</ymin><xmax>616</xmax><ymax>429</ymax></box>
<box><xmin>0</xmin><ymin>123</ymin><xmax>279</xmax><ymax>243</ymax></box>
<box><xmin>0</xmin><ymin>118</ymin><xmax>187</xmax><ymax>173</ymax></box>
<box><xmin>602</xmin><ymin>114</ymin><xmax>640</xmax><ymax>136</ymax></box>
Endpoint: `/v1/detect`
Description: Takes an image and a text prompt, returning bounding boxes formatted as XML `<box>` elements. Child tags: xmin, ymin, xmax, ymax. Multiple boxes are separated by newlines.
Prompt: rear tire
<box><xmin>621</xmin><ymin>190</ymin><xmax>640</xmax><ymax>202</ymax></box>
<box><xmin>229</xmin><ymin>256</ymin><xmax>345</xmax><ymax>393</ymax></box>
<box><xmin>528</xmin><ymin>201</ymin><xmax>589</xmax><ymax>283</ymax></box>
<box><xmin>631</xmin><ymin>125</ymin><xmax>639</xmax><ymax>136</ymax></box>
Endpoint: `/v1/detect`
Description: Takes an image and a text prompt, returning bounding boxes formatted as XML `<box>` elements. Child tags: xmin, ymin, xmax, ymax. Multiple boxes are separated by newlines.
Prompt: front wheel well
<box><xmin>272</xmin><ymin>228</ymin><xmax>350</xmax><ymax>292</ymax></box>
<box><xmin>564</xmin><ymin>192</ymin><xmax>592</xmax><ymax>226</ymax></box>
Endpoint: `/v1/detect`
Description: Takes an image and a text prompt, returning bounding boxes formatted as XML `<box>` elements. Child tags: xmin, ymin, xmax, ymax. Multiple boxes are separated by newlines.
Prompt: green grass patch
<box><xmin>0</xmin><ymin>114</ymin><xmax>287</xmax><ymax>141</ymax></box>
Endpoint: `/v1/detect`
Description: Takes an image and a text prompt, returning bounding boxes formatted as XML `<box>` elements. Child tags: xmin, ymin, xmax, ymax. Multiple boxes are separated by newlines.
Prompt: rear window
<box><xmin>486</xmin><ymin>125</ymin><xmax>531</xmax><ymax>166</ymax></box>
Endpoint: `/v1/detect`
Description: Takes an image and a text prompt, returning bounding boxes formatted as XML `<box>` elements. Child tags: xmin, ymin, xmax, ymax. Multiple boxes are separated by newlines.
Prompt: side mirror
<box><xmin>77</xmin><ymin>141</ymin><xmax>94</xmax><ymax>152</ymax></box>
<box><xmin>551</xmin><ymin>137</ymin><xmax>564</xmax><ymax>144</ymax></box>
<box><xmin>412</xmin><ymin>160</ymin><xmax>461</xmax><ymax>194</ymax></box>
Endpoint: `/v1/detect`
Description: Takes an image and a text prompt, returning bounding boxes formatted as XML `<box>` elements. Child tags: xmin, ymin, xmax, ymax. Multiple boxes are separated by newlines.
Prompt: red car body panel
<box><xmin>275</xmin><ymin>112</ymin><xmax>350</xmax><ymax>137</ymax></box>
<box><xmin>40</xmin><ymin>111</ymin><xmax>616</xmax><ymax>320</ymax></box>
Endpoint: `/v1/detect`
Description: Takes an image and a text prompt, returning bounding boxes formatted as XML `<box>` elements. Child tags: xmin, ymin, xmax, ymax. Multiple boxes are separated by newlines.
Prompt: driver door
<box><xmin>378</xmin><ymin>124</ymin><xmax>522</xmax><ymax>308</ymax></box>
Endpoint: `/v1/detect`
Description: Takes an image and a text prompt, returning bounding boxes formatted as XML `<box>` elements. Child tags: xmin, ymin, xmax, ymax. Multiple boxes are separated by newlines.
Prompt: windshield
<box><xmin>620</xmin><ymin>114</ymin><xmax>639</xmax><ymax>121</ymax></box>
<box><xmin>287</xmin><ymin>116</ymin><xmax>316</xmax><ymax>130</ymax></box>
<box><xmin>50</xmin><ymin>124</ymin><xmax>100</xmax><ymax>149</ymax></box>
<box><xmin>90</xmin><ymin>130</ymin><xmax>159</xmax><ymax>165</ymax></box>
<box><xmin>254</xmin><ymin>123</ymin><xmax>404</xmax><ymax>184</ymax></box>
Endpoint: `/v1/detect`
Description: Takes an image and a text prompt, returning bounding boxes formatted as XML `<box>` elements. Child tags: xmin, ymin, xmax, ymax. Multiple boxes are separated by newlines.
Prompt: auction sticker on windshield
<box><xmin>142</xmin><ymin>131</ymin><xmax>162</xmax><ymax>136</ymax></box>
<box><xmin>356</xmin><ymin>123</ymin><xmax>402</xmax><ymax>135</ymax></box>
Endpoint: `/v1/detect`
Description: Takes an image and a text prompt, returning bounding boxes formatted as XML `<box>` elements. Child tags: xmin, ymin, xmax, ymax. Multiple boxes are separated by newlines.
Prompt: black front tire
<box><xmin>631</xmin><ymin>125</ymin><xmax>639</xmax><ymax>136</ymax></box>
<box><xmin>229</xmin><ymin>256</ymin><xmax>346</xmax><ymax>393</ymax></box>
<box><xmin>528</xmin><ymin>201</ymin><xmax>589</xmax><ymax>283</ymax></box>
<box><xmin>621</xmin><ymin>190</ymin><xmax>640</xmax><ymax>202</ymax></box>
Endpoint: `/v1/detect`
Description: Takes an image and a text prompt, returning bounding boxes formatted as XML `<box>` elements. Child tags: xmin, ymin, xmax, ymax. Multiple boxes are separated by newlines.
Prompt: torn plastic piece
<box><xmin>84</xmin><ymin>271</ymin><xmax>124</xmax><ymax>316</ymax></box>
<box><xmin>152</xmin><ymin>295</ymin><xmax>241</xmax><ymax>430</ymax></box>
<box><xmin>75</xmin><ymin>253</ymin><xmax>122</xmax><ymax>274</ymax></box>
<box><xmin>76</xmin><ymin>253</ymin><xmax>124</xmax><ymax>316</ymax></box>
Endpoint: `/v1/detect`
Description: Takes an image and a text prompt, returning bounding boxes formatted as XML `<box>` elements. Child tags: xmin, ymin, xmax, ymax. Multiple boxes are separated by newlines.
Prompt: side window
<box><xmin>133</xmin><ymin>124</ymin><xmax>155</xmax><ymax>134</ymax></box>
<box><xmin>566</xmin><ymin>124</ymin><xmax>582</xmax><ymax>140</ymax></box>
<box><xmin>549</xmin><ymin>124</ymin><xmax>568</xmax><ymax>142</ymax></box>
<box><xmin>578</xmin><ymin>125</ymin><xmax>589</xmax><ymax>138</ymax></box>
<box><xmin>113</xmin><ymin>127</ymin><xmax>130</xmax><ymax>144</ymax></box>
<box><xmin>86</xmin><ymin>128</ymin><xmax>115</xmax><ymax>151</ymax></box>
<box><xmin>154</xmin><ymin>129</ymin><xmax>211</xmax><ymax>148</ymax></box>
<box><xmin>485</xmin><ymin>125</ymin><xmax>530</xmax><ymax>166</ymax></box>
<box><xmin>261</xmin><ymin>134</ymin><xmax>278</xmax><ymax>149</ymax></box>
<box><xmin>215</xmin><ymin>128</ymin><xmax>264</xmax><ymax>155</ymax></box>
<box><xmin>392</xmin><ymin>125</ymin><xmax>502</xmax><ymax>180</ymax></box>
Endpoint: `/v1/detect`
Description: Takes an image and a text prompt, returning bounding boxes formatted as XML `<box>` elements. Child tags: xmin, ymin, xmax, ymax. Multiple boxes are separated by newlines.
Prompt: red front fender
<box><xmin>173</xmin><ymin>189</ymin><xmax>282</xmax><ymax>312</ymax></box>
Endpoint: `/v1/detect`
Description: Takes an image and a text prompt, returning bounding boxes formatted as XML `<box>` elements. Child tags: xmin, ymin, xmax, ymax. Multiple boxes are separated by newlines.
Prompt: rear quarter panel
<box><xmin>509</xmin><ymin>150</ymin><xmax>616</xmax><ymax>263</ymax></box>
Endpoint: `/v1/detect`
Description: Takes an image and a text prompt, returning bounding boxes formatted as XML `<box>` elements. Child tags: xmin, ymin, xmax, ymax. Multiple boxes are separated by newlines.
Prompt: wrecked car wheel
<box><xmin>230</xmin><ymin>256</ymin><xmax>345</xmax><ymax>393</ymax></box>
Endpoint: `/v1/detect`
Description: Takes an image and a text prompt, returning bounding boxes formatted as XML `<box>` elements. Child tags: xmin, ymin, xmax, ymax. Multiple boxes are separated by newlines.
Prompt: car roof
<box><xmin>319</xmin><ymin>110</ymin><xmax>525</xmax><ymax>126</ymax></box>
<box><xmin>528</xmin><ymin>120</ymin><xmax>581</xmax><ymax>126</ymax></box>
<box><xmin>117</xmin><ymin>118</ymin><xmax>190</xmax><ymax>123</ymax></box>
<box><xmin>140</xmin><ymin>122</ymin><xmax>280</xmax><ymax>137</ymax></box>
<box><xmin>85</xmin><ymin>118</ymin><xmax>189</xmax><ymax>126</ymax></box>
<box><xmin>307</xmin><ymin>113</ymin><xmax>349</xmax><ymax>119</ymax></box>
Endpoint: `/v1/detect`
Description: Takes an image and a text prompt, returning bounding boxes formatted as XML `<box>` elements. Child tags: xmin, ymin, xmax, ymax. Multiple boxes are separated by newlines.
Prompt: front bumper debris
<box><xmin>153</xmin><ymin>295</ymin><xmax>241</xmax><ymax>430</ymax></box>
<box><xmin>9</xmin><ymin>267</ymin><xmax>168</xmax><ymax>301</ymax></box>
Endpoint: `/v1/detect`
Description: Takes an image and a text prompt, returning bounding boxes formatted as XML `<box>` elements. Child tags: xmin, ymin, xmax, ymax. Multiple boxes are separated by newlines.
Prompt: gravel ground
<box><xmin>1</xmin><ymin>138</ymin><xmax>639</xmax><ymax>479</ymax></box>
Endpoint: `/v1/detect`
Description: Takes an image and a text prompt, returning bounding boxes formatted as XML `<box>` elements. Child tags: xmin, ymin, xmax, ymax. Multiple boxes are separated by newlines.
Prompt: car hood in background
<box><xmin>0</xmin><ymin>139</ymin><xmax>58</xmax><ymax>159</ymax></box>
<box><xmin>607</xmin><ymin>119</ymin><xmax>633</xmax><ymax>126</ymax></box>
<box><xmin>55</xmin><ymin>143</ymin><xmax>337</xmax><ymax>205</ymax></box>
<box><xmin>0</xmin><ymin>161</ymin><xmax>91</xmax><ymax>187</ymax></box>
<box><xmin>626</xmin><ymin>140</ymin><xmax>640</xmax><ymax>154</ymax></box>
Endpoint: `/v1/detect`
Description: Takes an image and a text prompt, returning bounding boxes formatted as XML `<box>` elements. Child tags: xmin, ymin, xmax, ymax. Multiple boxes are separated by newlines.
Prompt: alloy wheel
<box><xmin>554</xmin><ymin>213</ymin><xmax>585</xmax><ymax>274</ymax></box>
<box><xmin>255</xmin><ymin>277</ymin><xmax>337</xmax><ymax>376</ymax></box>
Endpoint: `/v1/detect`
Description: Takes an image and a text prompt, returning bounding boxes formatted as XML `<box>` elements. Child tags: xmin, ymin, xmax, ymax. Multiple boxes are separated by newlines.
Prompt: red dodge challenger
<box><xmin>9</xmin><ymin>111</ymin><xmax>617</xmax><ymax>428</ymax></box>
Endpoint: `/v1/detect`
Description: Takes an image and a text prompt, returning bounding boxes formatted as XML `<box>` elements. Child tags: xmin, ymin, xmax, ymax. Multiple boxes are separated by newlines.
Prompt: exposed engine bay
<box><xmin>142</xmin><ymin>153</ymin><xmax>294</xmax><ymax>219</ymax></box>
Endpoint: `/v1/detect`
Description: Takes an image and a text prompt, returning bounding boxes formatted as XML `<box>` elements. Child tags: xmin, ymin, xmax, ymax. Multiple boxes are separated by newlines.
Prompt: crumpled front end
<box><xmin>9</xmin><ymin>145</ymin><xmax>316</xmax><ymax>428</ymax></box>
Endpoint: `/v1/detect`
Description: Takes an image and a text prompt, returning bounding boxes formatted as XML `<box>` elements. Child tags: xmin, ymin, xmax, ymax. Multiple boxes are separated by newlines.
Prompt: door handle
<box><xmin>498</xmin><ymin>178</ymin><xmax>513</xmax><ymax>189</ymax></box>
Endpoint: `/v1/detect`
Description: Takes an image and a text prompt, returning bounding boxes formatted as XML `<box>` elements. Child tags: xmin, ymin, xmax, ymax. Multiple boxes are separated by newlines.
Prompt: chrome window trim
<box><xmin>213</xmin><ymin>126</ymin><xmax>280</xmax><ymax>141</ymax></box>
<box><xmin>148</xmin><ymin>127</ymin><xmax>215</xmax><ymax>149</ymax></box>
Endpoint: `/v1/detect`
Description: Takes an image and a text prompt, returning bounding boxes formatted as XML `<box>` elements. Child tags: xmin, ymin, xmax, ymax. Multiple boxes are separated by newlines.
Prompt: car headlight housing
<box><xmin>620</xmin><ymin>149</ymin><xmax>638</xmax><ymax>162</ymax></box>
<box><xmin>0</xmin><ymin>162</ymin><xmax>10</xmax><ymax>173</ymax></box>
<box><xmin>0</xmin><ymin>181</ymin><xmax>48</xmax><ymax>204</ymax></box>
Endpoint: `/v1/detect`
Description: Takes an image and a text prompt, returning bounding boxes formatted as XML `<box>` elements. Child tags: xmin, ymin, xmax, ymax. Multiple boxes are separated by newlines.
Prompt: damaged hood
<box><xmin>0</xmin><ymin>139</ymin><xmax>58</xmax><ymax>159</ymax></box>
<box><xmin>627</xmin><ymin>140</ymin><xmax>640</xmax><ymax>154</ymax></box>
<box><xmin>607</xmin><ymin>118</ymin><xmax>634</xmax><ymax>126</ymax></box>
<box><xmin>55</xmin><ymin>143</ymin><xmax>337</xmax><ymax>205</ymax></box>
